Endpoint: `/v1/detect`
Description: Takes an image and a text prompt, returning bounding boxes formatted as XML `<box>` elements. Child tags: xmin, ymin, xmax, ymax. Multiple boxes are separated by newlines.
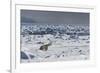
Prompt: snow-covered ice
<box><xmin>20</xmin><ymin>23</ymin><xmax>90</xmax><ymax>63</ymax></box>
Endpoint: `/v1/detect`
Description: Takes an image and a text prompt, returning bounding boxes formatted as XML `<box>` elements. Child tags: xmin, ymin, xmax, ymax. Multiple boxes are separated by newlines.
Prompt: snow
<box><xmin>20</xmin><ymin>23</ymin><xmax>89</xmax><ymax>63</ymax></box>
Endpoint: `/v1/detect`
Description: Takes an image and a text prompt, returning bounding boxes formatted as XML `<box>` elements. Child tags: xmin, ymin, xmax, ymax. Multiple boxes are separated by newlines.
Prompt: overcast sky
<box><xmin>21</xmin><ymin>10</ymin><xmax>89</xmax><ymax>25</ymax></box>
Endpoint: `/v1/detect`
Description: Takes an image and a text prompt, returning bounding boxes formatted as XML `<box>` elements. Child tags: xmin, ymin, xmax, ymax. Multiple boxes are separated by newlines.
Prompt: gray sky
<box><xmin>21</xmin><ymin>10</ymin><xmax>89</xmax><ymax>24</ymax></box>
